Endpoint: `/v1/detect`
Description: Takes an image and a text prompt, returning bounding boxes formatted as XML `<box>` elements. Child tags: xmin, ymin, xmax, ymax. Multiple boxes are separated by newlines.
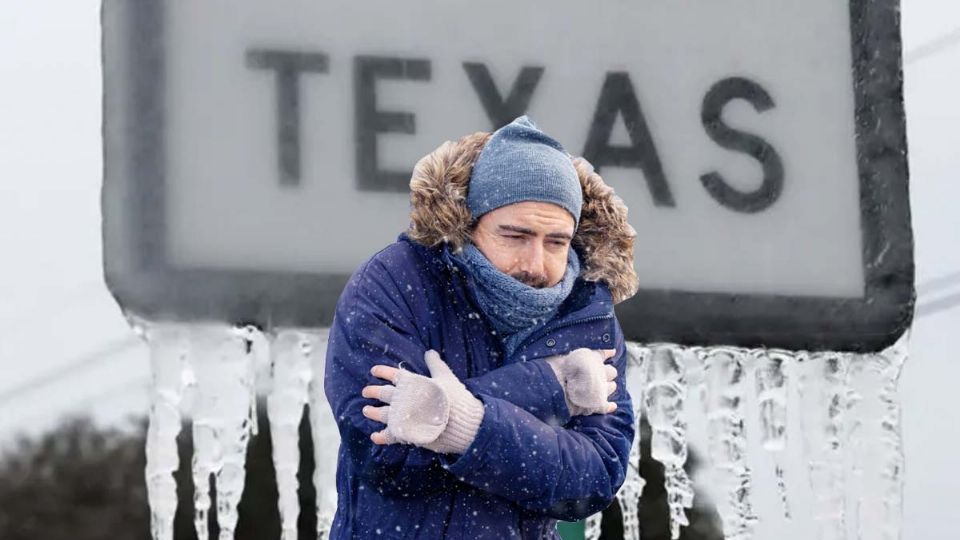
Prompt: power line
<box><xmin>917</xmin><ymin>270</ymin><xmax>960</xmax><ymax>297</ymax></box>
<box><xmin>905</xmin><ymin>26</ymin><xmax>960</xmax><ymax>65</ymax></box>
<box><xmin>914</xmin><ymin>270</ymin><xmax>960</xmax><ymax>319</ymax></box>
<box><xmin>0</xmin><ymin>336</ymin><xmax>142</xmax><ymax>407</ymax></box>
<box><xmin>0</xmin><ymin>280</ymin><xmax>110</xmax><ymax>332</ymax></box>
<box><xmin>916</xmin><ymin>291</ymin><xmax>960</xmax><ymax>319</ymax></box>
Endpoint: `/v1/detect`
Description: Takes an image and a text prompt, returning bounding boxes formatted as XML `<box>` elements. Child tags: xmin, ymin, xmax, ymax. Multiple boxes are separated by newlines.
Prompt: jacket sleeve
<box><xmin>438</xmin><ymin>328</ymin><xmax>635</xmax><ymax>521</ymax></box>
<box><xmin>324</xmin><ymin>257</ymin><xmax>453</xmax><ymax>497</ymax></box>
<box><xmin>464</xmin><ymin>358</ymin><xmax>572</xmax><ymax>426</ymax></box>
<box><xmin>323</xmin><ymin>254</ymin><xmax>572</xmax><ymax>497</ymax></box>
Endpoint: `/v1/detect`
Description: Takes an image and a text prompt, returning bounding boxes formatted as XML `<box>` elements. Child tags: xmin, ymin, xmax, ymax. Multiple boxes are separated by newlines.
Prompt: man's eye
<box><xmin>503</xmin><ymin>234</ymin><xmax>524</xmax><ymax>240</ymax></box>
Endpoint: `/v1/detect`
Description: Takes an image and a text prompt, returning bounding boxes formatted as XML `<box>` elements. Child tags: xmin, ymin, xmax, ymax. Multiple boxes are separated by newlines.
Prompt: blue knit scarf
<box><xmin>451</xmin><ymin>243</ymin><xmax>580</xmax><ymax>356</ymax></box>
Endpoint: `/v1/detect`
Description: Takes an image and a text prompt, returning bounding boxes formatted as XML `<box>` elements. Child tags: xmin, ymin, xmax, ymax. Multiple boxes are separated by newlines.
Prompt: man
<box><xmin>324</xmin><ymin>116</ymin><xmax>639</xmax><ymax>539</ymax></box>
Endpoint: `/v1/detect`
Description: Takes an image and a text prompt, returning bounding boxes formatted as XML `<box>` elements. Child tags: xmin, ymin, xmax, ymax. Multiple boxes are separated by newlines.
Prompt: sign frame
<box><xmin>102</xmin><ymin>0</ymin><xmax>914</xmax><ymax>352</ymax></box>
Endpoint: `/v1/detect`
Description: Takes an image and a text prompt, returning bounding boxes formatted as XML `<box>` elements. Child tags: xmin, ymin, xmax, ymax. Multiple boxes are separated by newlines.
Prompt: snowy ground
<box><xmin>1</xmin><ymin>1</ymin><xmax>958</xmax><ymax>538</ymax></box>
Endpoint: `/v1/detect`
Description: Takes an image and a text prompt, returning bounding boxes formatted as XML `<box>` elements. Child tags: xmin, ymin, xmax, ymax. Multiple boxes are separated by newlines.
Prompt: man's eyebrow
<box><xmin>498</xmin><ymin>224</ymin><xmax>573</xmax><ymax>241</ymax></box>
<box><xmin>498</xmin><ymin>225</ymin><xmax>535</xmax><ymax>236</ymax></box>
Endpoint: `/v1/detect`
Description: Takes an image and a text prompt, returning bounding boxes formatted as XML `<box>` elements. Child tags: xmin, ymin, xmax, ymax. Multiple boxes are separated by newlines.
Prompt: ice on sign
<box><xmin>135</xmin><ymin>322</ymin><xmax>908</xmax><ymax>540</ymax></box>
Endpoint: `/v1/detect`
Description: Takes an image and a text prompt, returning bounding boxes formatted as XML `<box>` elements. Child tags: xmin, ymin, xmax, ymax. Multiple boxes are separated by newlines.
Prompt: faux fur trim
<box><xmin>407</xmin><ymin>132</ymin><xmax>639</xmax><ymax>304</ymax></box>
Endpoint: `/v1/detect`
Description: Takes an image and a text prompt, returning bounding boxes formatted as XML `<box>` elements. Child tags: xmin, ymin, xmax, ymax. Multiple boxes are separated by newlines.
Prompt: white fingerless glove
<box><xmin>378</xmin><ymin>350</ymin><xmax>485</xmax><ymax>454</ymax></box>
<box><xmin>544</xmin><ymin>348</ymin><xmax>618</xmax><ymax>417</ymax></box>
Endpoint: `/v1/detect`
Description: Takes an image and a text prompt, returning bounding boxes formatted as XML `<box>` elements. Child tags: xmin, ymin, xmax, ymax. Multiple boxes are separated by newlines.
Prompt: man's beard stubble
<box><xmin>511</xmin><ymin>271</ymin><xmax>550</xmax><ymax>289</ymax></box>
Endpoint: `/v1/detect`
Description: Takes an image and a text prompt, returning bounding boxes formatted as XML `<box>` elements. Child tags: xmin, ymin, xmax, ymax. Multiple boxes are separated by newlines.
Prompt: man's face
<box><xmin>471</xmin><ymin>201</ymin><xmax>576</xmax><ymax>288</ymax></box>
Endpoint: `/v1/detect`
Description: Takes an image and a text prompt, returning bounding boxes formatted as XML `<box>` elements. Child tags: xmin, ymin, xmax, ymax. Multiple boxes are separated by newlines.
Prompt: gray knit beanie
<box><xmin>467</xmin><ymin>116</ymin><xmax>583</xmax><ymax>228</ymax></box>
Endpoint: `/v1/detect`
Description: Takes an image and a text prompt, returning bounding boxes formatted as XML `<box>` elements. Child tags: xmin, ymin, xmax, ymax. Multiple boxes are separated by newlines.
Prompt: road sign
<box><xmin>102</xmin><ymin>0</ymin><xmax>913</xmax><ymax>352</ymax></box>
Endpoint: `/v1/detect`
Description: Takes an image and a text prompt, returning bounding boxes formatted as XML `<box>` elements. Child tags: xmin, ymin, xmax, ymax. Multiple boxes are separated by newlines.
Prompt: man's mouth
<box><xmin>512</xmin><ymin>272</ymin><xmax>549</xmax><ymax>289</ymax></box>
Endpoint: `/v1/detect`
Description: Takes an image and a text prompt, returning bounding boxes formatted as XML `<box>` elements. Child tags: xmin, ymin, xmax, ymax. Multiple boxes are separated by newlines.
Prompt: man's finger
<box><xmin>607</xmin><ymin>380</ymin><xmax>617</xmax><ymax>396</ymax></box>
<box><xmin>362</xmin><ymin>405</ymin><xmax>390</xmax><ymax>424</ymax></box>
<box><xmin>361</xmin><ymin>384</ymin><xmax>395</xmax><ymax>403</ymax></box>
<box><xmin>604</xmin><ymin>364</ymin><xmax>617</xmax><ymax>381</ymax></box>
<box><xmin>371</xmin><ymin>429</ymin><xmax>398</xmax><ymax>445</ymax></box>
<box><xmin>606</xmin><ymin>402</ymin><xmax>617</xmax><ymax>413</ymax></box>
<box><xmin>599</xmin><ymin>349</ymin><xmax>616</xmax><ymax>360</ymax></box>
<box><xmin>370</xmin><ymin>365</ymin><xmax>399</xmax><ymax>383</ymax></box>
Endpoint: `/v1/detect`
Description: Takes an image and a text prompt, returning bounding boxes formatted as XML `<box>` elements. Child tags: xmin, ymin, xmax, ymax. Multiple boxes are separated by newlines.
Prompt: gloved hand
<box><xmin>544</xmin><ymin>348</ymin><xmax>619</xmax><ymax>417</ymax></box>
<box><xmin>362</xmin><ymin>350</ymin><xmax>485</xmax><ymax>455</ymax></box>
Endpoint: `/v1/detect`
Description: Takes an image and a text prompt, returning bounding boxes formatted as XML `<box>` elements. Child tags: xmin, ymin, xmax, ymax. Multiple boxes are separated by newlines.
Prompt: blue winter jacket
<box><xmin>324</xmin><ymin>234</ymin><xmax>635</xmax><ymax>539</ymax></box>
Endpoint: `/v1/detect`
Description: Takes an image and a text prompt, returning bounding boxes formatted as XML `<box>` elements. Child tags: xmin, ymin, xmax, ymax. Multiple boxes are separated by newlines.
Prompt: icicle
<box><xmin>139</xmin><ymin>321</ymin><xmax>190</xmax><ymax>540</ymax></box>
<box><xmin>845</xmin><ymin>336</ymin><xmax>907</xmax><ymax>540</ymax></box>
<box><xmin>615</xmin><ymin>343</ymin><xmax>649</xmax><ymax>540</ymax></box>
<box><xmin>644</xmin><ymin>344</ymin><xmax>693</xmax><ymax>540</ymax></box>
<box><xmin>845</xmin><ymin>354</ymin><xmax>872</xmax><ymax>540</ymax></box>
<box><xmin>583</xmin><ymin>513</ymin><xmax>603</xmax><ymax>540</ymax></box>
<box><xmin>875</xmin><ymin>338</ymin><xmax>906</xmax><ymax>540</ymax></box>
<box><xmin>267</xmin><ymin>330</ymin><xmax>316</xmax><ymax>540</ymax></box>
<box><xmin>307</xmin><ymin>329</ymin><xmax>338</xmax><ymax>539</ymax></box>
<box><xmin>754</xmin><ymin>349</ymin><xmax>792</xmax><ymax>519</ymax></box>
<box><xmin>701</xmin><ymin>347</ymin><xmax>757</xmax><ymax>540</ymax></box>
<box><xmin>800</xmin><ymin>351</ymin><xmax>850</xmax><ymax>540</ymax></box>
<box><xmin>189</xmin><ymin>325</ymin><xmax>259</xmax><ymax>540</ymax></box>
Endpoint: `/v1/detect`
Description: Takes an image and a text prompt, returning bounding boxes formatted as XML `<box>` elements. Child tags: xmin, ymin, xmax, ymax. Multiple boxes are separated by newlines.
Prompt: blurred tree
<box><xmin>0</xmin><ymin>418</ymin><xmax>150</xmax><ymax>540</ymax></box>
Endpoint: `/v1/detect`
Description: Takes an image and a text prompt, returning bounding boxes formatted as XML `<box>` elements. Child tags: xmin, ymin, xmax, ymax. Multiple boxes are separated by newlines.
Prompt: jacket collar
<box><xmin>416</xmin><ymin>234</ymin><xmax>616</xmax><ymax>361</ymax></box>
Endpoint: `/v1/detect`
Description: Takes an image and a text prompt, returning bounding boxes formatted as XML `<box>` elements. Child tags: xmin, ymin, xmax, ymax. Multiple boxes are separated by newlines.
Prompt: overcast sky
<box><xmin>0</xmin><ymin>1</ymin><xmax>957</xmax><ymax>538</ymax></box>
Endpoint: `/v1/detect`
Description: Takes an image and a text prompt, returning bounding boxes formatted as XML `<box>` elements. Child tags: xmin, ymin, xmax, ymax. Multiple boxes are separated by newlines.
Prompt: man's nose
<box><xmin>519</xmin><ymin>241</ymin><xmax>545</xmax><ymax>275</ymax></box>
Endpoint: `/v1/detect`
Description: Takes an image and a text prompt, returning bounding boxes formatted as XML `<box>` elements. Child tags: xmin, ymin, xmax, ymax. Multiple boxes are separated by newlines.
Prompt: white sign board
<box><xmin>102</xmin><ymin>0</ymin><xmax>913</xmax><ymax>352</ymax></box>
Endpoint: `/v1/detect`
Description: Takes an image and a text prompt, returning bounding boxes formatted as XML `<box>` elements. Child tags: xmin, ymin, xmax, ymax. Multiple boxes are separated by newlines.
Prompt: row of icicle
<box><xmin>585</xmin><ymin>339</ymin><xmax>906</xmax><ymax>540</ymax></box>
<box><xmin>137</xmin><ymin>317</ymin><xmax>906</xmax><ymax>540</ymax></box>
<box><xmin>139</xmin><ymin>321</ymin><xmax>336</xmax><ymax>540</ymax></box>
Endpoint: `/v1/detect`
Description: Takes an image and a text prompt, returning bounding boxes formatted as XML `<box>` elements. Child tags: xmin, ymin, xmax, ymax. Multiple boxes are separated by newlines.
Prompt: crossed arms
<box><xmin>323</xmin><ymin>258</ymin><xmax>635</xmax><ymax>520</ymax></box>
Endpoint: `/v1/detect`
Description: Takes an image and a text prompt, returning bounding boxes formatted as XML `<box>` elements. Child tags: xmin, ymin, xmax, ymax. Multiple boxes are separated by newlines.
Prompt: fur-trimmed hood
<box><xmin>406</xmin><ymin>131</ymin><xmax>639</xmax><ymax>304</ymax></box>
